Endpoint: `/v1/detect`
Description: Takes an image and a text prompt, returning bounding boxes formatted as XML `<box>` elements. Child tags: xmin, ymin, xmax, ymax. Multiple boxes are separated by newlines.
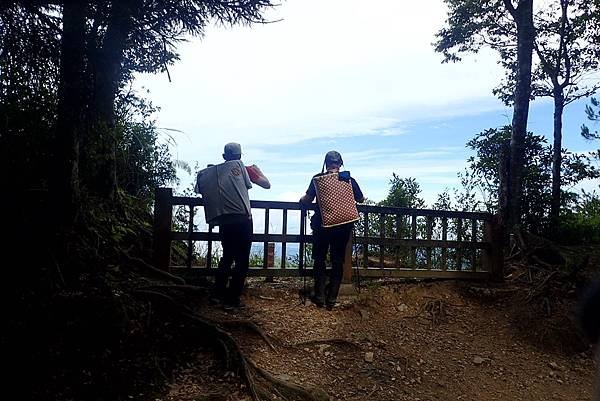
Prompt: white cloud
<box><xmin>134</xmin><ymin>0</ymin><xmax>505</xmax><ymax>159</ymax></box>
<box><xmin>136</xmin><ymin>0</ymin><xmax>520</xmax><ymax>207</ymax></box>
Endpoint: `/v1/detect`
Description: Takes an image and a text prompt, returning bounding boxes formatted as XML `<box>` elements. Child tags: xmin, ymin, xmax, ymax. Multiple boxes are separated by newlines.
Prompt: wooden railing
<box><xmin>153</xmin><ymin>188</ymin><xmax>504</xmax><ymax>281</ymax></box>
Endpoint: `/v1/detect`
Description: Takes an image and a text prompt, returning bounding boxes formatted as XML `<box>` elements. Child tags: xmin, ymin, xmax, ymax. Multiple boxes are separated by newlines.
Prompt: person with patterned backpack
<box><xmin>300</xmin><ymin>150</ymin><xmax>365</xmax><ymax>310</ymax></box>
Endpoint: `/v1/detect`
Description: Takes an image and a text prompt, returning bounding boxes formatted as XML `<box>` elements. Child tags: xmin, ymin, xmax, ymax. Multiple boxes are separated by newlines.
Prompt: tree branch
<box><xmin>503</xmin><ymin>0</ymin><xmax>517</xmax><ymax>19</ymax></box>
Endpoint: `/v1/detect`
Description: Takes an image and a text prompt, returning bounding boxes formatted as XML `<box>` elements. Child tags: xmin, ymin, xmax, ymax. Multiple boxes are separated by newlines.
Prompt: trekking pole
<box><xmin>302</xmin><ymin>210</ymin><xmax>311</xmax><ymax>305</ymax></box>
<box><xmin>352</xmin><ymin>225</ymin><xmax>361</xmax><ymax>293</ymax></box>
<box><xmin>298</xmin><ymin>208</ymin><xmax>309</xmax><ymax>305</ymax></box>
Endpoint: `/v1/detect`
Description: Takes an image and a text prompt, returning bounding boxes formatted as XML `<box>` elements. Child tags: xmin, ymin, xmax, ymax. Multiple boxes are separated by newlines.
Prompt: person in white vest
<box><xmin>195</xmin><ymin>142</ymin><xmax>270</xmax><ymax>308</ymax></box>
<box><xmin>300</xmin><ymin>150</ymin><xmax>364</xmax><ymax>310</ymax></box>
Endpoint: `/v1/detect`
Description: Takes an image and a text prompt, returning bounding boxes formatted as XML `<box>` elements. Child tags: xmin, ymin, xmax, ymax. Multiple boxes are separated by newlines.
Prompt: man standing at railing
<box><xmin>195</xmin><ymin>142</ymin><xmax>270</xmax><ymax>308</ymax></box>
<box><xmin>300</xmin><ymin>150</ymin><xmax>364</xmax><ymax>310</ymax></box>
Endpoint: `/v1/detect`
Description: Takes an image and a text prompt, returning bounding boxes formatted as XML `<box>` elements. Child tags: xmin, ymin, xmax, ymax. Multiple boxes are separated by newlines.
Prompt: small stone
<box><xmin>473</xmin><ymin>356</ymin><xmax>485</xmax><ymax>365</ymax></box>
<box><xmin>398</xmin><ymin>303</ymin><xmax>409</xmax><ymax>312</ymax></box>
<box><xmin>364</xmin><ymin>352</ymin><xmax>374</xmax><ymax>363</ymax></box>
<box><xmin>317</xmin><ymin>344</ymin><xmax>331</xmax><ymax>354</ymax></box>
<box><xmin>549</xmin><ymin>362</ymin><xmax>561</xmax><ymax>371</ymax></box>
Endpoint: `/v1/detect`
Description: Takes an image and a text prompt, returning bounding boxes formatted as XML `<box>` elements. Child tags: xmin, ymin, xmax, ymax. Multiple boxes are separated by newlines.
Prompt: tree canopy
<box><xmin>436</xmin><ymin>0</ymin><xmax>600</xmax><ymax>232</ymax></box>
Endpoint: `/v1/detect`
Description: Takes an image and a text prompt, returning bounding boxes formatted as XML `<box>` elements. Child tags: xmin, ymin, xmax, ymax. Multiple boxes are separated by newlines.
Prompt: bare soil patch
<box><xmin>157</xmin><ymin>278</ymin><xmax>594</xmax><ymax>401</ymax></box>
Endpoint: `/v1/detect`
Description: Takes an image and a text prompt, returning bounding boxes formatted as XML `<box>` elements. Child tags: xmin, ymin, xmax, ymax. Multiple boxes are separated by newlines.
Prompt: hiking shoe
<box><xmin>325</xmin><ymin>302</ymin><xmax>338</xmax><ymax>311</ymax></box>
<box><xmin>310</xmin><ymin>296</ymin><xmax>324</xmax><ymax>308</ymax></box>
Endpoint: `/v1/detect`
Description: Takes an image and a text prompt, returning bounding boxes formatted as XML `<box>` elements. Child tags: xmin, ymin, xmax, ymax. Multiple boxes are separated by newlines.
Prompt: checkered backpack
<box><xmin>313</xmin><ymin>172</ymin><xmax>360</xmax><ymax>228</ymax></box>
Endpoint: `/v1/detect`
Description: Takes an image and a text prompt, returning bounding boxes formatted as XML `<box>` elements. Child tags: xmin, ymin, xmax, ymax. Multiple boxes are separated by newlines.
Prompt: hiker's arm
<box><xmin>299</xmin><ymin>180</ymin><xmax>315</xmax><ymax>205</ymax></box>
<box><xmin>247</xmin><ymin>165</ymin><xmax>270</xmax><ymax>189</ymax></box>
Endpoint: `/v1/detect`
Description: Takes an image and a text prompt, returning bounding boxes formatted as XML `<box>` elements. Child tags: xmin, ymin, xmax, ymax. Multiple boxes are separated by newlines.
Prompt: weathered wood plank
<box><xmin>170</xmin><ymin>196</ymin><xmax>493</xmax><ymax>220</ymax></box>
<box><xmin>153</xmin><ymin>187</ymin><xmax>173</xmax><ymax>271</ymax></box>
<box><xmin>281</xmin><ymin>209</ymin><xmax>288</xmax><ymax>269</ymax></box>
<box><xmin>263</xmin><ymin>208</ymin><xmax>269</xmax><ymax>269</ymax></box>
<box><xmin>187</xmin><ymin>204</ymin><xmax>194</xmax><ymax>269</ymax></box>
<box><xmin>157</xmin><ymin>191</ymin><xmax>502</xmax><ymax>281</ymax></box>
<box><xmin>173</xmin><ymin>266</ymin><xmax>490</xmax><ymax>280</ymax></box>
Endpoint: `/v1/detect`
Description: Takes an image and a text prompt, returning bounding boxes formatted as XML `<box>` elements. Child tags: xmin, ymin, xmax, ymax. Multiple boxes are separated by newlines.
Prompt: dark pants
<box><xmin>214</xmin><ymin>219</ymin><xmax>253</xmax><ymax>302</ymax></box>
<box><xmin>312</xmin><ymin>223</ymin><xmax>352</xmax><ymax>306</ymax></box>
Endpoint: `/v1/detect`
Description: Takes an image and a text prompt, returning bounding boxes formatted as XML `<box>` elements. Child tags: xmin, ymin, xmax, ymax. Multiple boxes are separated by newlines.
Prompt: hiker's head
<box><xmin>324</xmin><ymin>150</ymin><xmax>343</xmax><ymax>170</ymax></box>
<box><xmin>223</xmin><ymin>142</ymin><xmax>242</xmax><ymax>161</ymax></box>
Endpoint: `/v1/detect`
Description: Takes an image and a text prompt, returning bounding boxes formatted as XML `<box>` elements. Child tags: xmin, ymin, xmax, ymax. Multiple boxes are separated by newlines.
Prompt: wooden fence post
<box><xmin>483</xmin><ymin>214</ymin><xmax>504</xmax><ymax>281</ymax></box>
<box><xmin>153</xmin><ymin>187</ymin><xmax>173</xmax><ymax>271</ymax></box>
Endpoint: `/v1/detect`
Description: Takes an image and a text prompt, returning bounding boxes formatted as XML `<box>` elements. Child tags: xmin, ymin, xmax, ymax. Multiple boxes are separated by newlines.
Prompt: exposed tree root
<box><xmin>526</xmin><ymin>271</ymin><xmax>560</xmax><ymax>302</ymax></box>
<box><xmin>247</xmin><ymin>358</ymin><xmax>330</xmax><ymax>401</ymax></box>
<box><xmin>293</xmin><ymin>338</ymin><xmax>361</xmax><ymax>349</ymax></box>
<box><xmin>133</xmin><ymin>288</ymin><xmax>330</xmax><ymax>401</ymax></box>
<box><xmin>136</xmin><ymin>284</ymin><xmax>205</xmax><ymax>293</ymax></box>
<box><xmin>217</xmin><ymin>319</ymin><xmax>277</xmax><ymax>350</ymax></box>
<box><xmin>124</xmin><ymin>253</ymin><xmax>186</xmax><ymax>284</ymax></box>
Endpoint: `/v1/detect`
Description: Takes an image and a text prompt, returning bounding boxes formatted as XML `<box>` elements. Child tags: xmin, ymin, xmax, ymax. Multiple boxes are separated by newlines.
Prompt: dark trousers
<box><xmin>312</xmin><ymin>223</ymin><xmax>352</xmax><ymax>305</ymax></box>
<box><xmin>214</xmin><ymin>219</ymin><xmax>253</xmax><ymax>301</ymax></box>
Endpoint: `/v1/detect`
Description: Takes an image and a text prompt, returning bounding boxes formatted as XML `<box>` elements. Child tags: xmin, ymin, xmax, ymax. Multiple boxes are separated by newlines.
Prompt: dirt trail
<box><xmin>159</xmin><ymin>279</ymin><xmax>594</xmax><ymax>401</ymax></box>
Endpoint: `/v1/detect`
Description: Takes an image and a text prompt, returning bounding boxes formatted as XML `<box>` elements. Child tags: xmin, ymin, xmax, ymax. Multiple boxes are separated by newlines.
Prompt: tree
<box><xmin>379</xmin><ymin>174</ymin><xmax>426</xmax><ymax>209</ymax></box>
<box><xmin>378</xmin><ymin>175</ymin><xmax>426</xmax><ymax>260</ymax></box>
<box><xmin>0</xmin><ymin>0</ymin><xmax>279</xmax><ymax>284</ymax></box>
<box><xmin>0</xmin><ymin>4</ymin><xmax>61</xmax><ymax>191</ymax></box>
<box><xmin>2</xmin><ymin>0</ymin><xmax>277</xmax><ymax>230</ymax></box>
<box><xmin>115</xmin><ymin>88</ymin><xmax>177</xmax><ymax>200</ymax></box>
<box><xmin>436</xmin><ymin>0</ymin><xmax>535</xmax><ymax>231</ymax></box>
<box><xmin>463</xmin><ymin>125</ymin><xmax>599</xmax><ymax>233</ymax></box>
<box><xmin>493</xmin><ymin>1</ymin><xmax>600</xmax><ymax>230</ymax></box>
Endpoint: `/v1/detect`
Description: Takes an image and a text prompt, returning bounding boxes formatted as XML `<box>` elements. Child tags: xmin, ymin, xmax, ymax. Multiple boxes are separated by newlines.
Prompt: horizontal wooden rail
<box><xmin>153</xmin><ymin>187</ymin><xmax>504</xmax><ymax>281</ymax></box>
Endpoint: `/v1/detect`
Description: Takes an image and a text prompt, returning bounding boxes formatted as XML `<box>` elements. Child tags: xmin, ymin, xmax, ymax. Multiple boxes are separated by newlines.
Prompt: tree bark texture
<box><xmin>52</xmin><ymin>0</ymin><xmax>87</xmax><ymax>227</ymax></box>
<box><xmin>506</xmin><ymin>0</ymin><xmax>535</xmax><ymax>231</ymax></box>
<box><xmin>86</xmin><ymin>0</ymin><xmax>136</xmax><ymax>201</ymax></box>
<box><xmin>550</xmin><ymin>88</ymin><xmax>564</xmax><ymax>231</ymax></box>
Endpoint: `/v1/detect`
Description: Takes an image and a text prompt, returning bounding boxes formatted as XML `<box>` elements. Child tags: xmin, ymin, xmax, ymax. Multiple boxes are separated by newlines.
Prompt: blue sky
<box><xmin>134</xmin><ymin>0</ymin><xmax>600</xmax><ymax>215</ymax></box>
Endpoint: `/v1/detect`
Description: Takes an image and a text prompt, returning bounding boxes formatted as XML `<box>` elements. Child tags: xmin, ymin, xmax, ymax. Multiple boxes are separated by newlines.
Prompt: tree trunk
<box><xmin>506</xmin><ymin>0</ymin><xmax>535</xmax><ymax>231</ymax></box>
<box><xmin>550</xmin><ymin>87</ymin><xmax>564</xmax><ymax>233</ymax></box>
<box><xmin>51</xmin><ymin>0</ymin><xmax>87</xmax><ymax>227</ymax></box>
<box><xmin>86</xmin><ymin>0</ymin><xmax>136</xmax><ymax>200</ymax></box>
<box><xmin>499</xmin><ymin>136</ymin><xmax>510</xmax><ymax>226</ymax></box>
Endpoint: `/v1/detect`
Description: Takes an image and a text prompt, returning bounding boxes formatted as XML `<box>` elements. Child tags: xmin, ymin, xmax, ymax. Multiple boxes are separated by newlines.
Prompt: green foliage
<box><xmin>0</xmin><ymin>5</ymin><xmax>60</xmax><ymax>190</ymax></box>
<box><xmin>356</xmin><ymin>175</ymin><xmax>427</xmax><ymax>266</ymax></box>
<box><xmin>432</xmin><ymin>189</ymin><xmax>453</xmax><ymax>211</ymax></box>
<box><xmin>559</xmin><ymin>190</ymin><xmax>600</xmax><ymax>244</ymax></box>
<box><xmin>436</xmin><ymin>1</ymin><xmax>600</xmax><ymax>106</ymax></box>
<box><xmin>582</xmin><ymin>97</ymin><xmax>600</xmax><ymax>141</ymax></box>
<box><xmin>434</xmin><ymin>0</ymin><xmax>508</xmax><ymax>64</ymax></box>
<box><xmin>249</xmin><ymin>252</ymin><xmax>264</xmax><ymax>268</ymax></box>
<box><xmin>463</xmin><ymin>126</ymin><xmax>599</xmax><ymax>234</ymax></box>
<box><xmin>115</xmin><ymin>90</ymin><xmax>177</xmax><ymax>200</ymax></box>
<box><xmin>379</xmin><ymin>174</ymin><xmax>426</xmax><ymax>209</ymax></box>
